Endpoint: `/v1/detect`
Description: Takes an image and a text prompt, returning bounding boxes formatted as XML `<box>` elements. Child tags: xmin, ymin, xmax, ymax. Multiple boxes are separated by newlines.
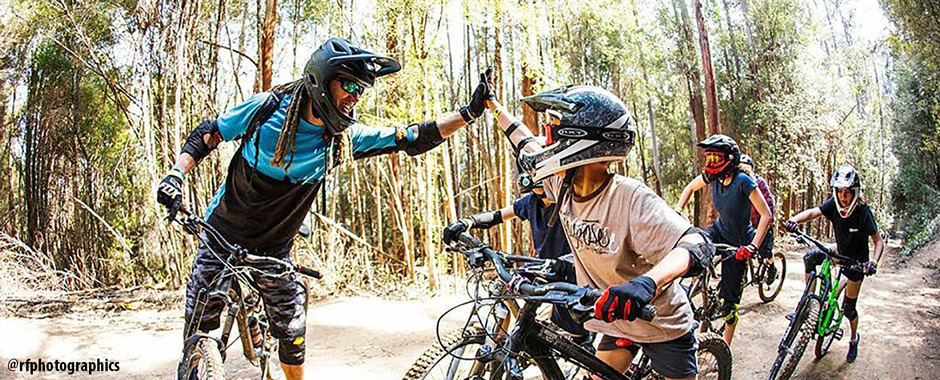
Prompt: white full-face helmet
<box><xmin>830</xmin><ymin>164</ymin><xmax>862</xmax><ymax>218</ymax></box>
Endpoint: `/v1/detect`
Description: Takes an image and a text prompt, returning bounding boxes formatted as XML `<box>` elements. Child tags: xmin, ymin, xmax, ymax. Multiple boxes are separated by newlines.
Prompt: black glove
<box><xmin>467</xmin><ymin>67</ymin><xmax>495</xmax><ymax>119</ymax></box>
<box><xmin>783</xmin><ymin>220</ymin><xmax>798</xmax><ymax>233</ymax></box>
<box><xmin>442</xmin><ymin>219</ymin><xmax>471</xmax><ymax>245</ymax></box>
<box><xmin>157</xmin><ymin>169</ymin><xmax>184</xmax><ymax>218</ymax></box>
<box><xmin>548</xmin><ymin>258</ymin><xmax>576</xmax><ymax>283</ymax></box>
<box><xmin>862</xmin><ymin>260</ymin><xmax>877</xmax><ymax>276</ymax></box>
<box><xmin>594</xmin><ymin>276</ymin><xmax>656</xmax><ymax>322</ymax></box>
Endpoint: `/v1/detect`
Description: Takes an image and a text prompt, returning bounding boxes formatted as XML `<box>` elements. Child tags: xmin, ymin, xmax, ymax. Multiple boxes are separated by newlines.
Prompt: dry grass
<box><xmin>0</xmin><ymin>233</ymin><xmax>76</xmax><ymax>298</ymax></box>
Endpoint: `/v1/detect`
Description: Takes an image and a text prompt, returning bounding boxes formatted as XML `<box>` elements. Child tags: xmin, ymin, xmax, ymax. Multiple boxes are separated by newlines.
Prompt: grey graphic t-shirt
<box><xmin>545</xmin><ymin>174</ymin><xmax>695</xmax><ymax>343</ymax></box>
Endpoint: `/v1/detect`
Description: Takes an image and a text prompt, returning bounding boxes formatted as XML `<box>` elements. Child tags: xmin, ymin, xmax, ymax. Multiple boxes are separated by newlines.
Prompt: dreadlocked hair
<box><xmin>268</xmin><ymin>79</ymin><xmax>307</xmax><ymax>171</ymax></box>
<box><xmin>267</xmin><ymin>79</ymin><xmax>353</xmax><ymax>172</ymax></box>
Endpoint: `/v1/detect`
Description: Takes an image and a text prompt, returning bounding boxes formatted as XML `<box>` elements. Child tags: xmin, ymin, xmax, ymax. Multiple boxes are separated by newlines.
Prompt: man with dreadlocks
<box><xmin>156</xmin><ymin>37</ymin><xmax>495</xmax><ymax>379</ymax></box>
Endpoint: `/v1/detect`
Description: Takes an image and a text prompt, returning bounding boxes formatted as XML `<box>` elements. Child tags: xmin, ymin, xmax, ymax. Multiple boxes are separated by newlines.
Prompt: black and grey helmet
<box><xmin>517</xmin><ymin>136</ymin><xmax>547</xmax><ymax>193</ymax></box>
<box><xmin>830</xmin><ymin>164</ymin><xmax>862</xmax><ymax>218</ymax></box>
<box><xmin>303</xmin><ymin>37</ymin><xmax>401</xmax><ymax>136</ymax></box>
<box><xmin>517</xmin><ymin>86</ymin><xmax>636</xmax><ymax>181</ymax></box>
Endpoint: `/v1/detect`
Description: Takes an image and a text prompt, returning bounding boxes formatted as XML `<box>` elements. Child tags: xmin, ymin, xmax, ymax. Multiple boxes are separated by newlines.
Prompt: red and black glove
<box><xmin>735</xmin><ymin>244</ymin><xmax>757</xmax><ymax>261</ymax></box>
<box><xmin>594</xmin><ymin>276</ymin><xmax>656</xmax><ymax>322</ymax></box>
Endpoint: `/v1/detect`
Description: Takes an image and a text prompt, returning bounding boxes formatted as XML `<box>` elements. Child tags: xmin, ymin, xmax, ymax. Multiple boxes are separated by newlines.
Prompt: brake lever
<box><xmin>568</xmin><ymin>289</ymin><xmax>597</xmax><ymax>324</ymax></box>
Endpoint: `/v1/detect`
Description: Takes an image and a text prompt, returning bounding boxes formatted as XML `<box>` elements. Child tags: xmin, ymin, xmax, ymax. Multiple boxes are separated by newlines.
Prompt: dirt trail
<box><xmin>1</xmin><ymin>239</ymin><xmax>938</xmax><ymax>380</ymax></box>
<box><xmin>726</xmin><ymin>238</ymin><xmax>940</xmax><ymax>379</ymax></box>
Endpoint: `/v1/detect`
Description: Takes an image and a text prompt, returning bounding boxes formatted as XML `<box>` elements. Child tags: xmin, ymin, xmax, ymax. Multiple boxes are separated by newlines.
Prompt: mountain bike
<box><xmin>685</xmin><ymin>242</ymin><xmax>786</xmax><ymax>335</ymax></box>
<box><xmin>766</xmin><ymin>230</ymin><xmax>870</xmax><ymax>380</ymax></box>
<box><xmin>404</xmin><ymin>255</ymin><xmax>593</xmax><ymax>380</ymax></box>
<box><xmin>169</xmin><ymin>207</ymin><xmax>321</xmax><ymax>380</ymax></box>
<box><xmin>404</xmin><ymin>232</ymin><xmax>732</xmax><ymax>380</ymax></box>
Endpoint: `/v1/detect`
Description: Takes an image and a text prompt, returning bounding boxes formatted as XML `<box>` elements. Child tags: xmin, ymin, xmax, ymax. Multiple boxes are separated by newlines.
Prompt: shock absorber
<box><xmin>248</xmin><ymin>316</ymin><xmax>263</xmax><ymax>349</ymax></box>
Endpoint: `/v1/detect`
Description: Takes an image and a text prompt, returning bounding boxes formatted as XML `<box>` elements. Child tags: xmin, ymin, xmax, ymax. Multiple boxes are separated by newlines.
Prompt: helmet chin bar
<box><xmin>833</xmin><ymin>187</ymin><xmax>860</xmax><ymax>218</ymax></box>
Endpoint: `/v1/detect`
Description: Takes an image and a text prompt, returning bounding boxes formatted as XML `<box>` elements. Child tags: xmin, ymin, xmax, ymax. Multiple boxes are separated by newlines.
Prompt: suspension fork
<box><xmin>465</xmin><ymin>300</ymin><xmax>513</xmax><ymax>376</ymax></box>
<box><xmin>501</xmin><ymin>301</ymin><xmax>541</xmax><ymax>379</ymax></box>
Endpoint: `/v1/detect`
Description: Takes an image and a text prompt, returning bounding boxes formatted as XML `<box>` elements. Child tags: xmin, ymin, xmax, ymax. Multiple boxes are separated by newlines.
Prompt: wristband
<box><xmin>459</xmin><ymin>106</ymin><xmax>476</xmax><ymax>124</ymax></box>
<box><xmin>169</xmin><ymin>166</ymin><xmax>186</xmax><ymax>181</ymax></box>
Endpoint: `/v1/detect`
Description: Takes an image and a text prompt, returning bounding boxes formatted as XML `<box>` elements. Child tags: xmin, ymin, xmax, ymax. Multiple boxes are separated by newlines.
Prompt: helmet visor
<box><xmin>704</xmin><ymin>151</ymin><xmax>729</xmax><ymax>169</ymax></box>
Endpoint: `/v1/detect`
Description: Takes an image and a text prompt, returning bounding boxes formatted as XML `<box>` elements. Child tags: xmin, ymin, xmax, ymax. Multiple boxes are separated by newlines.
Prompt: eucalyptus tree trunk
<box><xmin>259</xmin><ymin>0</ymin><xmax>277</xmax><ymax>91</ymax></box>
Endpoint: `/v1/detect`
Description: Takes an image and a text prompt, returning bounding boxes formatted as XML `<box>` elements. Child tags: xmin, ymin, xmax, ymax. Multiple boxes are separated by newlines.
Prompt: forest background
<box><xmin>0</xmin><ymin>0</ymin><xmax>937</xmax><ymax>296</ymax></box>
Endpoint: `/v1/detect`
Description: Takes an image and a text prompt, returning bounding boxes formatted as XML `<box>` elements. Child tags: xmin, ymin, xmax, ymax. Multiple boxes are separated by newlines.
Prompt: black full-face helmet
<box><xmin>303</xmin><ymin>37</ymin><xmax>401</xmax><ymax>136</ymax></box>
<box><xmin>697</xmin><ymin>134</ymin><xmax>741</xmax><ymax>182</ymax></box>
<box><xmin>516</xmin><ymin>85</ymin><xmax>636</xmax><ymax>182</ymax></box>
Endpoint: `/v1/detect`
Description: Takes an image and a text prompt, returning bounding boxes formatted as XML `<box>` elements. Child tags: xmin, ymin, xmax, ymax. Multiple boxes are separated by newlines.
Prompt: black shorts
<box><xmin>758</xmin><ymin>227</ymin><xmax>775</xmax><ymax>259</ymax></box>
<box><xmin>803</xmin><ymin>249</ymin><xmax>865</xmax><ymax>282</ymax></box>
<box><xmin>597</xmin><ymin>330</ymin><xmax>698</xmax><ymax>379</ymax></box>
<box><xmin>706</xmin><ymin>224</ymin><xmax>748</xmax><ymax>305</ymax></box>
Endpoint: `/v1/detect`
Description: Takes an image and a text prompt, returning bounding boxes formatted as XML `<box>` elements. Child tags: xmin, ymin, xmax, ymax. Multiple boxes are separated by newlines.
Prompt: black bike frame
<box><xmin>453</xmin><ymin>232</ymin><xmax>656</xmax><ymax>380</ymax></box>
<box><xmin>174</xmin><ymin>207</ymin><xmax>320</xmax><ymax>366</ymax></box>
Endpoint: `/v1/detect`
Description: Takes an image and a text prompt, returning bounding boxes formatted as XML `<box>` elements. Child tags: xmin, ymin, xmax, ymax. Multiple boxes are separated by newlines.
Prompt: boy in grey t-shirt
<box><xmin>485</xmin><ymin>86</ymin><xmax>714</xmax><ymax>380</ymax></box>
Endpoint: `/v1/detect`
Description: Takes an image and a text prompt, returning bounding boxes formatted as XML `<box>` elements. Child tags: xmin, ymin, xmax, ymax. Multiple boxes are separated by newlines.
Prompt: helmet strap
<box><xmin>548</xmin><ymin>168</ymin><xmax>578</xmax><ymax>227</ymax></box>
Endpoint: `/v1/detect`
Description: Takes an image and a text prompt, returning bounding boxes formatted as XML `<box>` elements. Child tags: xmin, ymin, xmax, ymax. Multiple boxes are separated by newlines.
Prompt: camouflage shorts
<box><xmin>184</xmin><ymin>233</ymin><xmax>307</xmax><ymax>340</ymax></box>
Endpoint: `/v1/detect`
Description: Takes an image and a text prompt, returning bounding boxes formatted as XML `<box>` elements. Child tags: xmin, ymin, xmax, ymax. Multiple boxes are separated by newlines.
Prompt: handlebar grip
<box><xmin>638</xmin><ymin>304</ymin><xmax>656</xmax><ymax>322</ymax></box>
<box><xmin>298</xmin><ymin>266</ymin><xmax>322</xmax><ymax>279</ymax></box>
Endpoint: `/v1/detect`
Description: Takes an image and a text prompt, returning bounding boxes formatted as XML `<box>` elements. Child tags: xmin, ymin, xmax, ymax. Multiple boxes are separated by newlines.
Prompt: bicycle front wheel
<box><xmin>177</xmin><ymin>337</ymin><xmax>225</xmax><ymax>380</ymax></box>
<box><xmin>758</xmin><ymin>252</ymin><xmax>787</xmax><ymax>303</ymax></box>
<box><xmin>403</xmin><ymin>326</ymin><xmax>561</xmax><ymax>380</ymax></box>
<box><xmin>696</xmin><ymin>332</ymin><xmax>732</xmax><ymax>380</ymax></box>
<box><xmin>777</xmin><ymin>296</ymin><xmax>820</xmax><ymax>380</ymax></box>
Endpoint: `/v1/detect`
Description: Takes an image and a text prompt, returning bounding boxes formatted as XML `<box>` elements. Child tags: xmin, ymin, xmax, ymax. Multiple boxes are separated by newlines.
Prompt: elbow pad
<box><xmin>402</xmin><ymin>121</ymin><xmax>444</xmax><ymax>156</ymax></box>
<box><xmin>181</xmin><ymin>120</ymin><xmax>220</xmax><ymax>161</ymax></box>
<box><xmin>678</xmin><ymin>227</ymin><xmax>715</xmax><ymax>278</ymax></box>
<box><xmin>503</xmin><ymin>121</ymin><xmax>541</xmax><ymax>156</ymax></box>
<box><xmin>468</xmin><ymin>210</ymin><xmax>503</xmax><ymax>229</ymax></box>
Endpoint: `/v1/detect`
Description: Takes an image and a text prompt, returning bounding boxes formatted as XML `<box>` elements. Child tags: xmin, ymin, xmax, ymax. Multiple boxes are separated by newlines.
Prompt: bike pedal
<box><xmin>834</xmin><ymin>329</ymin><xmax>844</xmax><ymax>340</ymax></box>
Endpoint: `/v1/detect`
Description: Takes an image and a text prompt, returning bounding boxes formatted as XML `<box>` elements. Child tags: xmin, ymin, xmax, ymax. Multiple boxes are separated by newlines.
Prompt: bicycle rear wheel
<box><xmin>758</xmin><ymin>252</ymin><xmax>787</xmax><ymax>303</ymax></box>
<box><xmin>696</xmin><ymin>332</ymin><xmax>732</xmax><ymax>380</ymax></box>
<box><xmin>178</xmin><ymin>337</ymin><xmax>225</xmax><ymax>380</ymax></box>
<box><xmin>403</xmin><ymin>326</ymin><xmax>560</xmax><ymax>380</ymax></box>
<box><xmin>814</xmin><ymin>325</ymin><xmax>838</xmax><ymax>359</ymax></box>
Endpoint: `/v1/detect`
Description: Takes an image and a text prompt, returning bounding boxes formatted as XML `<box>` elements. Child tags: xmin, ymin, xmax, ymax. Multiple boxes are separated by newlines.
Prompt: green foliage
<box><xmin>883</xmin><ymin>0</ymin><xmax>940</xmax><ymax>237</ymax></box>
<box><xmin>889</xmin><ymin>57</ymin><xmax>940</xmax><ymax>226</ymax></box>
<box><xmin>0</xmin><ymin>0</ymin><xmax>926</xmax><ymax>291</ymax></box>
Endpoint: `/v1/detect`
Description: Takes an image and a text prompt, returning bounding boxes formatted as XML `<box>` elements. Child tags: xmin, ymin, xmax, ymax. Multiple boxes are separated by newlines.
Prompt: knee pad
<box><xmin>279</xmin><ymin>336</ymin><xmax>306</xmax><ymax>365</ymax></box>
<box><xmin>724</xmin><ymin>304</ymin><xmax>739</xmax><ymax>326</ymax></box>
<box><xmin>803</xmin><ymin>249</ymin><xmax>825</xmax><ymax>274</ymax></box>
<box><xmin>843</xmin><ymin>296</ymin><xmax>858</xmax><ymax>321</ymax></box>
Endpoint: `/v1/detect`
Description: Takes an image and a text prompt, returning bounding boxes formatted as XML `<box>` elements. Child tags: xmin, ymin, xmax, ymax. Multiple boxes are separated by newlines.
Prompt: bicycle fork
<box><xmin>467</xmin><ymin>301</ymin><xmax>511</xmax><ymax>376</ymax></box>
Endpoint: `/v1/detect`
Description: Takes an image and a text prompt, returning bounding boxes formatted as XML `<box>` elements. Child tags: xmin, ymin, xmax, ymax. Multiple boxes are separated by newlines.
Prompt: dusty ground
<box><xmin>1</xmin><ymin>238</ymin><xmax>938</xmax><ymax>380</ymax></box>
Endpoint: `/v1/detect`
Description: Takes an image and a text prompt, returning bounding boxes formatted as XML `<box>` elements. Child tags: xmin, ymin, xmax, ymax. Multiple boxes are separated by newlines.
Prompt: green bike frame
<box><xmin>811</xmin><ymin>257</ymin><xmax>849</xmax><ymax>342</ymax></box>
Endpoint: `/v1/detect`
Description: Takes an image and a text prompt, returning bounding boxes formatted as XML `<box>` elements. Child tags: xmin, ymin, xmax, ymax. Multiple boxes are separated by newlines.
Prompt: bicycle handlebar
<box><xmin>791</xmin><ymin>230</ymin><xmax>867</xmax><ymax>273</ymax></box>
<box><xmin>453</xmin><ymin>233</ymin><xmax>656</xmax><ymax>322</ymax></box>
<box><xmin>712</xmin><ymin>243</ymin><xmax>738</xmax><ymax>252</ymax></box>
<box><xmin>170</xmin><ymin>207</ymin><xmax>322</xmax><ymax>279</ymax></box>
